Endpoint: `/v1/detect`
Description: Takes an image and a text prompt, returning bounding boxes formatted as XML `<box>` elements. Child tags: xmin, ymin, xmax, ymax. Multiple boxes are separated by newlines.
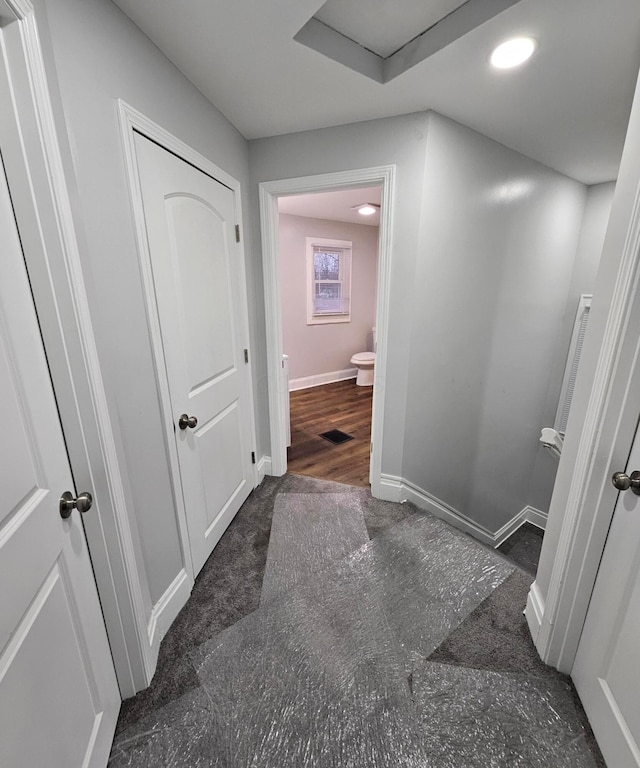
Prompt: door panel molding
<box><xmin>259</xmin><ymin>165</ymin><xmax>396</xmax><ymax>491</ymax></box>
<box><xmin>0</xmin><ymin>1</ymin><xmax>152</xmax><ymax>696</ymax></box>
<box><xmin>117</xmin><ymin>99</ymin><xmax>258</xmax><ymax>610</ymax></box>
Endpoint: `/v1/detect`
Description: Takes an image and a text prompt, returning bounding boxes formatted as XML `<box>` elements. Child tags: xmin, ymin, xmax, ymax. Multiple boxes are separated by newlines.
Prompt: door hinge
<box><xmin>235</xmin><ymin>224</ymin><xmax>240</xmax><ymax>243</ymax></box>
<box><xmin>251</xmin><ymin>451</ymin><xmax>256</xmax><ymax>465</ymax></box>
<box><xmin>244</xmin><ymin>348</ymin><xmax>249</xmax><ymax>364</ymax></box>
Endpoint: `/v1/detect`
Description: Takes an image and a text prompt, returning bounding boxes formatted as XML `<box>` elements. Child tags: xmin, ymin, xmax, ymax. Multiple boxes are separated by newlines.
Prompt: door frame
<box><xmin>259</xmin><ymin>166</ymin><xmax>395</xmax><ymax>493</ymax></box>
<box><xmin>526</xmin><ymin>69</ymin><xmax>640</xmax><ymax>673</ymax></box>
<box><xmin>0</xmin><ymin>0</ymin><xmax>151</xmax><ymax>697</ymax></box>
<box><xmin>118</xmin><ymin>100</ymin><xmax>259</xmax><ymax>582</ymax></box>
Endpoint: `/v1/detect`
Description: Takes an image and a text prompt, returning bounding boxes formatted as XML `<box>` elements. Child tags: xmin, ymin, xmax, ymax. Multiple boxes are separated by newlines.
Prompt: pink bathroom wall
<box><xmin>279</xmin><ymin>213</ymin><xmax>379</xmax><ymax>382</ymax></box>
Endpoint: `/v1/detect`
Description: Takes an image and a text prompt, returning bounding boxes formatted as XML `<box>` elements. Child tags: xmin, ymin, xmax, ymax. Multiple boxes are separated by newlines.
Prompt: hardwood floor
<box><xmin>287</xmin><ymin>379</ymin><xmax>373</xmax><ymax>487</ymax></box>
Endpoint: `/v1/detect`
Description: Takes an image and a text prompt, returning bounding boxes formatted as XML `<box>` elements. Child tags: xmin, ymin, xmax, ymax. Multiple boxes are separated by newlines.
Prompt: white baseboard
<box><xmin>377</xmin><ymin>473</ymin><xmax>404</xmax><ymax>502</ymax></box>
<box><xmin>524</xmin><ymin>506</ymin><xmax>548</xmax><ymax>530</ymax></box>
<box><xmin>525</xmin><ymin>580</ymin><xmax>545</xmax><ymax>644</ymax></box>
<box><xmin>492</xmin><ymin>505</ymin><xmax>548</xmax><ymax>547</ymax></box>
<box><xmin>381</xmin><ymin>472</ymin><xmax>549</xmax><ymax>657</ymax></box>
<box><xmin>398</xmin><ymin>477</ymin><xmax>496</xmax><ymax>546</ymax></box>
<box><xmin>147</xmin><ymin>568</ymin><xmax>192</xmax><ymax>650</ymax></box>
<box><xmin>289</xmin><ymin>368</ymin><xmax>357</xmax><ymax>391</ymax></box>
<box><xmin>492</xmin><ymin>508</ymin><xmax>530</xmax><ymax>548</ymax></box>
<box><xmin>257</xmin><ymin>454</ymin><xmax>272</xmax><ymax>482</ymax></box>
<box><xmin>379</xmin><ymin>474</ymin><xmax>548</xmax><ymax>549</ymax></box>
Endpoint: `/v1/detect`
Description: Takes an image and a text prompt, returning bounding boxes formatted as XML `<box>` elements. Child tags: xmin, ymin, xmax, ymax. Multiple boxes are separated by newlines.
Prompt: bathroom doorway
<box><xmin>260</xmin><ymin>166</ymin><xmax>395</xmax><ymax>496</ymax></box>
<box><xmin>278</xmin><ymin>187</ymin><xmax>381</xmax><ymax>486</ymax></box>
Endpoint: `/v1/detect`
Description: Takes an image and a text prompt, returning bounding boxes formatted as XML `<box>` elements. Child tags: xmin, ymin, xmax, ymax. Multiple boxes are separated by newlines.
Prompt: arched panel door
<box><xmin>134</xmin><ymin>134</ymin><xmax>255</xmax><ymax>575</ymax></box>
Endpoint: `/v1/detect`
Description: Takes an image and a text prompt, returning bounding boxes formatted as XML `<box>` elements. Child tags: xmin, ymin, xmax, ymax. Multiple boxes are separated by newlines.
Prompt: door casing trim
<box><xmin>259</xmin><ymin>165</ymin><xmax>395</xmax><ymax>493</ymax></box>
<box><xmin>526</xmin><ymin>71</ymin><xmax>640</xmax><ymax>672</ymax></box>
<box><xmin>0</xmin><ymin>0</ymin><xmax>150</xmax><ymax>696</ymax></box>
<box><xmin>118</xmin><ymin>98</ymin><xmax>259</xmax><ymax>621</ymax></box>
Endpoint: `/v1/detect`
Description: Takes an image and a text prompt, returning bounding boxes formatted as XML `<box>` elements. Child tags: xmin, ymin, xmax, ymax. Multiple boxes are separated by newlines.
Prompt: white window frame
<box><xmin>306</xmin><ymin>237</ymin><xmax>352</xmax><ymax>325</ymax></box>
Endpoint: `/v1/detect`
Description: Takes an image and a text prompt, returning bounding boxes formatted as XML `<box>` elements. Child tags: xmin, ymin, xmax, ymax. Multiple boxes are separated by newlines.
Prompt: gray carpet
<box><xmin>114</xmin><ymin>474</ymin><xmax>415</xmax><ymax>735</ymax></box>
<box><xmin>260</xmin><ymin>493</ymin><xmax>369</xmax><ymax>604</ymax></box>
<box><xmin>429</xmin><ymin>569</ymin><xmax>550</xmax><ymax>676</ymax></box>
<box><xmin>428</xmin><ymin>568</ymin><xmax>606</xmax><ymax>766</ymax></box>
<box><xmin>412</xmin><ymin>661</ymin><xmax>598</xmax><ymax>768</ymax></box>
<box><xmin>498</xmin><ymin>522</ymin><xmax>545</xmax><ymax>576</ymax></box>
<box><xmin>111</xmin><ymin>474</ymin><xmax>604</xmax><ymax>767</ymax></box>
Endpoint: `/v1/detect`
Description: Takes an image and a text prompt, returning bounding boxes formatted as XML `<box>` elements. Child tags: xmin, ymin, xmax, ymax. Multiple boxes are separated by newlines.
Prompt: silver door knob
<box><xmin>611</xmin><ymin>470</ymin><xmax>640</xmax><ymax>495</ymax></box>
<box><xmin>178</xmin><ymin>413</ymin><xmax>198</xmax><ymax>430</ymax></box>
<box><xmin>59</xmin><ymin>491</ymin><xmax>93</xmax><ymax>519</ymax></box>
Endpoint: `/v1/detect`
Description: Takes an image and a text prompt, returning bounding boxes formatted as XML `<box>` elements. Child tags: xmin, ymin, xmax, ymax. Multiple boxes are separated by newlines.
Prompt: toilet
<box><xmin>350</xmin><ymin>328</ymin><xmax>376</xmax><ymax>387</ymax></box>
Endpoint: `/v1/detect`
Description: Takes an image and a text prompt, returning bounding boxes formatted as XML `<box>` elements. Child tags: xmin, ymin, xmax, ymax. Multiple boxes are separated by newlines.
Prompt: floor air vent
<box><xmin>319</xmin><ymin>429</ymin><xmax>354</xmax><ymax>445</ymax></box>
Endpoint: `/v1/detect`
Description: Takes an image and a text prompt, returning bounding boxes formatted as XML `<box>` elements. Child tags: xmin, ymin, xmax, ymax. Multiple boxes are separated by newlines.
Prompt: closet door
<box><xmin>0</xmin><ymin>153</ymin><xmax>120</xmax><ymax>768</ymax></box>
<box><xmin>134</xmin><ymin>133</ymin><xmax>255</xmax><ymax>575</ymax></box>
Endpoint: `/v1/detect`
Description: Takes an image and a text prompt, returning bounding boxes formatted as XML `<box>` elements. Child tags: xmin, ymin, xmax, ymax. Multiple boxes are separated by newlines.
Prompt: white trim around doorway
<box><xmin>259</xmin><ymin>166</ymin><xmax>395</xmax><ymax>495</ymax></box>
<box><xmin>526</xmin><ymin>183</ymin><xmax>640</xmax><ymax>669</ymax></box>
<box><xmin>0</xmin><ymin>1</ymin><xmax>150</xmax><ymax>697</ymax></box>
<box><xmin>118</xmin><ymin>99</ymin><xmax>260</xmax><ymax>645</ymax></box>
<box><xmin>525</xmin><ymin>87</ymin><xmax>640</xmax><ymax>674</ymax></box>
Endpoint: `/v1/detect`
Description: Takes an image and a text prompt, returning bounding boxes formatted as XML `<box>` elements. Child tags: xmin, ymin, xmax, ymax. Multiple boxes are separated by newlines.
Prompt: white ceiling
<box><xmin>278</xmin><ymin>187</ymin><xmax>382</xmax><ymax>226</ymax></box>
<box><xmin>112</xmin><ymin>0</ymin><xmax>640</xmax><ymax>184</ymax></box>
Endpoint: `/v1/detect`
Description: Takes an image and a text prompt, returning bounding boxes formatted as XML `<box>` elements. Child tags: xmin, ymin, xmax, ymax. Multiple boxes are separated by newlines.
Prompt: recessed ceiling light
<box><xmin>490</xmin><ymin>37</ymin><xmax>536</xmax><ymax>69</ymax></box>
<box><xmin>353</xmin><ymin>203</ymin><xmax>379</xmax><ymax>216</ymax></box>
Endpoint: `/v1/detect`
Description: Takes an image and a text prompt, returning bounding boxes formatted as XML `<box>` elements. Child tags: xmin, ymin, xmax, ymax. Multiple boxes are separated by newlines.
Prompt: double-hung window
<box><xmin>306</xmin><ymin>237</ymin><xmax>352</xmax><ymax>325</ymax></box>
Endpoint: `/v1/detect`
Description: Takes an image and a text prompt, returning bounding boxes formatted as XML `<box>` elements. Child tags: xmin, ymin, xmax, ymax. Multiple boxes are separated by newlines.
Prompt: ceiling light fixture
<box><xmin>354</xmin><ymin>203</ymin><xmax>379</xmax><ymax>216</ymax></box>
<box><xmin>490</xmin><ymin>37</ymin><xmax>536</xmax><ymax>69</ymax></box>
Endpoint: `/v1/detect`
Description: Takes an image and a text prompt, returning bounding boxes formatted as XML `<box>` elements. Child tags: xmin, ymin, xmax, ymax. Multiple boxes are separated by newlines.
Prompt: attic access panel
<box><xmin>315</xmin><ymin>0</ymin><xmax>469</xmax><ymax>58</ymax></box>
<box><xmin>295</xmin><ymin>0</ymin><xmax>523</xmax><ymax>83</ymax></box>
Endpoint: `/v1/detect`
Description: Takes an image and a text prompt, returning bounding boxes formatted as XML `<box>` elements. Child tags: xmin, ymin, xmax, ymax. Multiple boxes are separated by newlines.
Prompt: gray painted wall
<box><xmin>569</xmin><ymin>183</ymin><xmax>617</xmax><ymax>300</ymax></box>
<box><xmin>526</xmin><ymin>181</ymin><xmax>615</xmax><ymax>515</ymax></box>
<box><xmin>250</xmin><ymin>112</ymin><xmax>431</xmax><ymax>478</ymax></box>
<box><xmin>36</xmin><ymin>0</ymin><xmax>252</xmax><ymax>606</ymax></box>
<box><xmin>403</xmin><ymin>112</ymin><xmax>587</xmax><ymax>533</ymax></box>
<box><xmin>252</xmin><ymin>113</ymin><xmax>593</xmax><ymax>534</ymax></box>
<box><xmin>31</xmin><ymin>0</ymin><xmax>619</xmax><ymax>669</ymax></box>
<box><xmin>279</xmin><ymin>214</ymin><xmax>378</xmax><ymax>381</ymax></box>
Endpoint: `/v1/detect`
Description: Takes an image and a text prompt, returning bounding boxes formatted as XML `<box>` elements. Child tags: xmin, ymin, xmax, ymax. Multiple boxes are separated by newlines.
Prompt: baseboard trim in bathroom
<box><xmin>289</xmin><ymin>368</ymin><xmax>357</xmax><ymax>392</ymax></box>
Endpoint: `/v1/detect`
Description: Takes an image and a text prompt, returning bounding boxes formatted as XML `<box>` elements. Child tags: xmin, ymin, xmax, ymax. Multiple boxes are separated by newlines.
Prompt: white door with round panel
<box><xmin>0</xmin><ymin>155</ymin><xmax>120</xmax><ymax>767</ymax></box>
<box><xmin>134</xmin><ymin>134</ymin><xmax>255</xmax><ymax>575</ymax></box>
<box><xmin>573</xmin><ymin>417</ymin><xmax>640</xmax><ymax>767</ymax></box>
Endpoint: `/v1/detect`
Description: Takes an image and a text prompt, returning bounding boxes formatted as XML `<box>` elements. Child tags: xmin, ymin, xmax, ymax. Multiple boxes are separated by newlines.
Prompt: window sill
<box><xmin>307</xmin><ymin>314</ymin><xmax>351</xmax><ymax>326</ymax></box>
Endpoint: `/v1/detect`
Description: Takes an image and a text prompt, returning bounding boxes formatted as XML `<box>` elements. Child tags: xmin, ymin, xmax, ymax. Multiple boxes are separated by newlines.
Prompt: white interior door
<box><xmin>134</xmin><ymin>134</ymin><xmax>254</xmax><ymax>575</ymax></box>
<box><xmin>0</xmin><ymin>155</ymin><xmax>120</xmax><ymax>767</ymax></box>
<box><xmin>572</xmin><ymin>416</ymin><xmax>640</xmax><ymax>767</ymax></box>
